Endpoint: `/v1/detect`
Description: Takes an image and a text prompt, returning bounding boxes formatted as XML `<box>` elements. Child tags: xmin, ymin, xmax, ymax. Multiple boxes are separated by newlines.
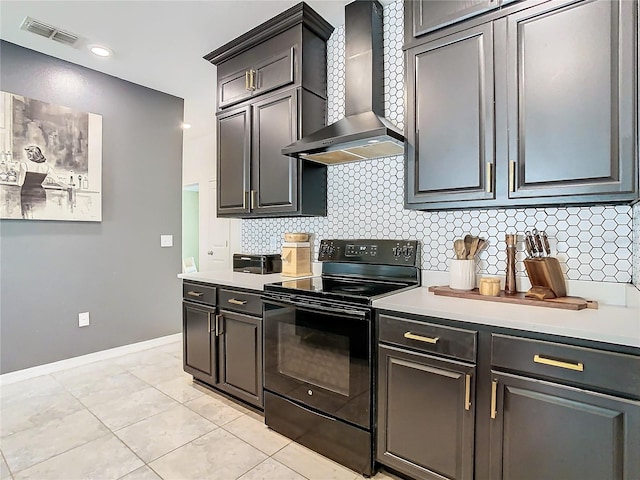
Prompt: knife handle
<box><xmin>534</xmin><ymin>232</ymin><xmax>545</xmax><ymax>257</ymax></box>
<box><xmin>524</xmin><ymin>234</ymin><xmax>533</xmax><ymax>258</ymax></box>
<box><xmin>542</xmin><ymin>232</ymin><xmax>551</xmax><ymax>256</ymax></box>
<box><xmin>525</xmin><ymin>232</ymin><xmax>536</xmax><ymax>258</ymax></box>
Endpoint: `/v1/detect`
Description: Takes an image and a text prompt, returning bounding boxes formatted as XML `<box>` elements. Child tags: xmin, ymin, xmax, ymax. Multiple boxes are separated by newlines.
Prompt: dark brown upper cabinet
<box><xmin>206</xmin><ymin>3</ymin><xmax>333</xmax><ymax>111</ymax></box>
<box><xmin>406</xmin><ymin>23</ymin><xmax>496</xmax><ymax>205</ymax></box>
<box><xmin>505</xmin><ymin>0</ymin><xmax>637</xmax><ymax>200</ymax></box>
<box><xmin>206</xmin><ymin>2</ymin><xmax>333</xmax><ymax>218</ymax></box>
<box><xmin>408</xmin><ymin>0</ymin><xmax>498</xmax><ymax>41</ymax></box>
<box><xmin>216</xmin><ymin>88</ymin><xmax>327</xmax><ymax>217</ymax></box>
<box><xmin>404</xmin><ymin>0</ymin><xmax>639</xmax><ymax>211</ymax></box>
<box><xmin>216</xmin><ymin>47</ymin><xmax>295</xmax><ymax>109</ymax></box>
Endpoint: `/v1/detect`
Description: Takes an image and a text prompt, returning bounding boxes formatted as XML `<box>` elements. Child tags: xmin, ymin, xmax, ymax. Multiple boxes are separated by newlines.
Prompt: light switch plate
<box><xmin>79</xmin><ymin>312</ymin><xmax>90</xmax><ymax>327</ymax></box>
<box><xmin>160</xmin><ymin>235</ymin><xmax>173</xmax><ymax>247</ymax></box>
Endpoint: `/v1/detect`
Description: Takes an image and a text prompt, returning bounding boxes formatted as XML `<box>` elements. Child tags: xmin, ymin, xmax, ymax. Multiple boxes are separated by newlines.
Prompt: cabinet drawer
<box><xmin>491</xmin><ymin>334</ymin><xmax>640</xmax><ymax>399</ymax></box>
<box><xmin>219</xmin><ymin>288</ymin><xmax>262</xmax><ymax>316</ymax></box>
<box><xmin>183</xmin><ymin>282</ymin><xmax>216</xmax><ymax>306</ymax></box>
<box><xmin>379</xmin><ymin>314</ymin><xmax>476</xmax><ymax>362</ymax></box>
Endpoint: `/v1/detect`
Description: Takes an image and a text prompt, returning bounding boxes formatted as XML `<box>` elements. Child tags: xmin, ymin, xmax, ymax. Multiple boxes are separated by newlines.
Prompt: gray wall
<box><xmin>0</xmin><ymin>41</ymin><xmax>184</xmax><ymax>374</ymax></box>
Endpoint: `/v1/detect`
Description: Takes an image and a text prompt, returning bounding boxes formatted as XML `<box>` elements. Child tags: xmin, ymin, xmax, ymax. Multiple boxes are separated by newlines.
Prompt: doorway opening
<box><xmin>182</xmin><ymin>183</ymin><xmax>199</xmax><ymax>271</ymax></box>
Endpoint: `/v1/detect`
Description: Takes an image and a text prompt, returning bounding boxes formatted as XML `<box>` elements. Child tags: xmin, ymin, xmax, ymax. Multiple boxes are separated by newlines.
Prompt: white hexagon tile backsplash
<box><xmin>242</xmin><ymin>0</ymin><xmax>639</xmax><ymax>287</ymax></box>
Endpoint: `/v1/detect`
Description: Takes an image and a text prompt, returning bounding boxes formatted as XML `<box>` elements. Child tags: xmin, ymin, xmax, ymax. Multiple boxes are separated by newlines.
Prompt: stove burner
<box><xmin>335</xmin><ymin>285</ymin><xmax>369</xmax><ymax>293</ymax></box>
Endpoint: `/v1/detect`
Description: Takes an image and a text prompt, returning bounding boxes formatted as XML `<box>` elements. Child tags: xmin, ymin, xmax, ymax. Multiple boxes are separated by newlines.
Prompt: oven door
<box><xmin>263</xmin><ymin>296</ymin><xmax>372</xmax><ymax>429</ymax></box>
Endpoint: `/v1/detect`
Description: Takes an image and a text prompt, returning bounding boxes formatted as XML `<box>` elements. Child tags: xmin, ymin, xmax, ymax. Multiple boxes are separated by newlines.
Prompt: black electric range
<box><xmin>262</xmin><ymin>239</ymin><xmax>420</xmax><ymax>476</ymax></box>
<box><xmin>264</xmin><ymin>239</ymin><xmax>421</xmax><ymax>306</ymax></box>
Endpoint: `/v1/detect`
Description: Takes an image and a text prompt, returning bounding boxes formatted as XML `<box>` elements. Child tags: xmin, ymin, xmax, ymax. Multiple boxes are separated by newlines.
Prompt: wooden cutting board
<box><xmin>428</xmin><ymin>286</ymin><xmax>598</xmax><ymax>310</ymax></box>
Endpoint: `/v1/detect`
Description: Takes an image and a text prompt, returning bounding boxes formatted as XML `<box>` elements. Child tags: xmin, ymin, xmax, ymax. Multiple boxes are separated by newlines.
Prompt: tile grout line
<box><xmin>57</xmin><ymin>378</ymin><xmax>149</xmax><ymax>479</ymax></box>
<box><xmin>0</xmin><ymin>449</ymin><xmax>14</xmax><ymax>480</ymax></box>
<box><xmin>52</xmin><ymin>347</ymin><xmax>186</xmax><ymax>479</ymax></box>
<box><xmin>0</xmin><ymin>347</ymin><xmax>175</xmax><ymax>478</ymax></box>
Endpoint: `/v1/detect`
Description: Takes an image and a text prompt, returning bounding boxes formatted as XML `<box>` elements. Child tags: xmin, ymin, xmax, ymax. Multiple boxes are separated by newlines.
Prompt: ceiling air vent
<box><xmin>21</xmin><ymin>17</ymin><xmax>80</xmax><ymax>47</ymax></box>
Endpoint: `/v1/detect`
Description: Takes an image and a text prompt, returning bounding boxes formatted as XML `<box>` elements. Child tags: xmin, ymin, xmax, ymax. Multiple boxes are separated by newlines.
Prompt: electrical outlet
<box><xmin>160</xmin><ymin>235</ymin><xmax>173</xmax><ymax>247</ymax></box>
<box><xmin>79</xmin><ymin>312</ymin><xmax>90</xmax><ymax>327</ymax></box>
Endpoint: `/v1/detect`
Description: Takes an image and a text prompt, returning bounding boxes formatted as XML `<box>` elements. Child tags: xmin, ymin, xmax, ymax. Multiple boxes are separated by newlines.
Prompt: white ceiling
<box><xmin>0</xmin><ymin>0</ymin><xmax>350</xmax><ymax>138</ymax></box>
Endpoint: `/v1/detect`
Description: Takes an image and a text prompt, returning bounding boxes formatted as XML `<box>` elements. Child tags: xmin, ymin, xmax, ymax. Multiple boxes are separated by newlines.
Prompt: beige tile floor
<box><xmin>0</xmin><ymin>340</ymin><xmax>400</xmax><ymax>480</ymax></box>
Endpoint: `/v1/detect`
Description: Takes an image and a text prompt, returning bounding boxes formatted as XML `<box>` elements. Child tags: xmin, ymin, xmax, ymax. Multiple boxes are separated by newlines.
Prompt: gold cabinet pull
<box><xmin>490</xmin><ymin>379</ymin><xmax>498</xmax><ymax>419</ymax></box>
<box><xmin>228</xmin><ymin>298</ymin><xmax>247</xmax><ymax>305</ymax></box>
<box><xmin>249</xmin><ymin>69</ymin><xmax>256</xmax><ymax>90</ymax></box>
<box><xmin>215</xmin><ymin>314</ymin><xmax>222</xmax><ymax>336</ymax></box>
<box><xmin>245</xmin><ymin>71</ymin><xmax>250</xmax><ymax>90</ymax></box>
<box><xmin>187</xmin><ymin>291</ymin><xmax>204</xmax><ymax>297</ymax></box>
<box><xmin>208</xmin><ymin>313</ymin><xmax>212</xmax><ymax>333</ymax></box>
<box><xmin>243</xmin><ymin>191</ymin><xmax>248</xmax><ymax>210</ymax></box>
<box><xmin>404</xmin><ymin>332</ymin><xmax>439</xmax><ymax>344</ymax></box>
<box><xmin>250</xmin><ymin>190</ymin><xmax>257</xmax><ymax>209</ymax></box>
<box><xmin>486</xmin><ymin>162</ymin><xmax>493</xmax><ymax>193</ymax></box>
<box><xmin>534</xmin><ymin>354</ymin><xmax>584</xmax><ymax>372</ymax></box>
<box><xmin>509</xmin><ymin>160</ymin><xmax>516</xmax><ymax>192</ymax></box>
<box><xmin>464</xmin><ymin>374</ymin><xmax>472</xmax><ymax>411</ymax></box>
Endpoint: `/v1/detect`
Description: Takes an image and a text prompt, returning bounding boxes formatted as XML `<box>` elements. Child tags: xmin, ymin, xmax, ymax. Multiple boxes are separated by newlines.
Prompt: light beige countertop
<box><xmin>373</xmin><ymin>286</ymin><xmax>640</xmax><ymax>348</ymax></box>
<box><xmin>180</xmin><ymin>269</ymin><xmax>640</xmax><ymax>348</ymax></box>
<box><xmin>178</xmin><ymin>270</ymin><xmax>311</xmax><ymax>291</ymax></box>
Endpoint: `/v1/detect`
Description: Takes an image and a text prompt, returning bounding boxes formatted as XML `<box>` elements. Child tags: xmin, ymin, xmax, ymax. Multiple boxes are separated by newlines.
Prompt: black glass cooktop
<box><xmin>265</xmin><ymin>276</ymin><xmax>412</xmax><ymax>304</ymax></box>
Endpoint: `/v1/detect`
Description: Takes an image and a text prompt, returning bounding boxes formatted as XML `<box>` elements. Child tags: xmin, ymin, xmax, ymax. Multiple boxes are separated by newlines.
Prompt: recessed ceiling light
<box><xmin>181</xmin><ymin>123</ymin><xmax>192</xmax><ymax>129</ymax></box>
<box><xmin>89</xmin><ymin>45</ymin><xmax>112</xmax><ymax>57</ymax></box>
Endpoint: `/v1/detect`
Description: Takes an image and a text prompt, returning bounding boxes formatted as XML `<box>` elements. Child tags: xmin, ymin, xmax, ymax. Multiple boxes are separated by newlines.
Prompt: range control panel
<box><xmin>318</xmin><ymin>239</ymin><xmax>419</xmax><ymax>266</ymax></box>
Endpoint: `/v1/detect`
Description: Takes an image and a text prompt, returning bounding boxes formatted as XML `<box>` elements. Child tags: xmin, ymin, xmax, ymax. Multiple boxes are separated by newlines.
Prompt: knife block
<box><xmin>523</xmin><ymin>257</ymin><xmax>566</xmax><ymax>299</ymax></box>
<box><xmin>281</xmin><ymin>242</ymin><xmax>313</xmax><ymax>277</ymax></box>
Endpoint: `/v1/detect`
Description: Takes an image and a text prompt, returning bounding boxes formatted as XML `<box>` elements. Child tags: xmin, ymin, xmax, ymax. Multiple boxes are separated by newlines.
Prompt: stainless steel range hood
<box><xmin>281</xmin><ymin>0</ymin><xmax>404</xmax><ymax>165</ymax></box>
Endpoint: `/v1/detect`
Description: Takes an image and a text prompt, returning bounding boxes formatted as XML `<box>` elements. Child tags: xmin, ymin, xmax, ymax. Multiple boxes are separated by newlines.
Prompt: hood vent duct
<box><xmin>282</xmin><ymin>0</ymin><xmax>404</xmax><ymax>165</ymax></box>
<box><xmin>21</xmin><ymin>17</ymin><xmax>80</xmax><ymax>47</ymax></box>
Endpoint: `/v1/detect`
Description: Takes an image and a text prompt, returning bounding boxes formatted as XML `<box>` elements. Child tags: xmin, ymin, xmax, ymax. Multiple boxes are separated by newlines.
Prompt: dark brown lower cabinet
<box><xmin>377</xmin><ymin>345</ymin><xmax>476</xmax><ymax>480</ymax></box>
<box><xmin>376</xmin><ymin>312</ymin><xmax>640</xmax><ymax>480</ymax></box>
<box><xmin>182</xmin><ymin>282</ymin><xmax>264</xmax><ymax>409</ymax></box>
<box><xmin>217</xmin><ymin>310</ymin><xmax>263</xmax><ymax>407</ymax></box>
<box><xmin>183</xmin><ymin>301</ymin><xmax>217</xmax><ymax>386</ymax></box>
<box><xmin>488</xmin><ymin>372</ymin><xmax>640</xmax><ymax>480</ymax></box>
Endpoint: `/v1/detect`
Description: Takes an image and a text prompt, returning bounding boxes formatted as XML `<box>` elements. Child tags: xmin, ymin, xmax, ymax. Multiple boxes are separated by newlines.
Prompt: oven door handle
<box><xmin>262</xmin><ymin>297</ymin><xmax>369</xmax><ymax>320</ymax></box>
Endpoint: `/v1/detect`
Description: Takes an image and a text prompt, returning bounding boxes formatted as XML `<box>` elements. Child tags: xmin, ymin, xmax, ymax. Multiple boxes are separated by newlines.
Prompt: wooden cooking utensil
<box><xmin>463</xmin><ymin>235</ymin><xmax>473</xmax><ymax>259</ymax></box>
<box><xmin>454</xmin><ymin>239</ymin><xmax>466</xmax><ymax>260</ymax></box>
<box><xmin>467</xmin><ymin>237</ymin><xmax>480</xmax><ymax>259</ymax></box>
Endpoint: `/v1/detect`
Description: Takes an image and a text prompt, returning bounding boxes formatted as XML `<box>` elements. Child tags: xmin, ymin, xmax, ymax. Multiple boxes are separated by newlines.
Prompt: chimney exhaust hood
<box><xmin>281</xmin><ymin>0</ymin><xmax>404</xmax><ymax>165</ymax></box>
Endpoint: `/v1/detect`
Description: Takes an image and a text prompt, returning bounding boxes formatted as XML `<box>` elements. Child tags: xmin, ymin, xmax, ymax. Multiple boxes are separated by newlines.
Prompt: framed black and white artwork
<box><xmin>0</xmin><ymin>91</ymin><xmax>102</xmax><ymax>221</ymax></box>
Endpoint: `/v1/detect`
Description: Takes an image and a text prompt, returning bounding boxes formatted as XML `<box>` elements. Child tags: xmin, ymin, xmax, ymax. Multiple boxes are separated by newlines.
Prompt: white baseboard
<box><xmin>0</xmin><ymin>333</ymin><xmax>182</xmax><ymax>386</ymax></box>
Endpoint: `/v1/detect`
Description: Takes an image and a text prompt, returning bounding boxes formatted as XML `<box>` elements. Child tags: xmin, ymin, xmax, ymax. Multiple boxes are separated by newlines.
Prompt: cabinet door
<box><xmin>251</xmin><ymin>89</ymin><xmax>299</xmax><ymax>215</ymax></box>
<box><xmin>411</xmin><ymin>0</ymin><xmax>497</xmax><ymax>38</ymax></box>
<box><xmin>505</xmin><ymin>0</ymin><xmax>637</xmax><ymax>200</ymax></box>
<box><xmin>406</xmin><ymin>23</ymin><xmax>495</xmax><ymax>207</ymax></box>
<box><xmin>218</xmin><ymin>310</ymin><xmax>263</xmax><ymax>408</ymax></box>
<box><xmin>217</xmin><ymin>106</ymin><xmax>251</xmax><ymax>216</ymax></box>
<box><xmin>218</xmin><ymin>68</ymin><xmax>253</xmax><ymax>109</ymax></box>
<box><xmin>182</xmin><ymin>302</ymin><xmax>216</xmax><ymax>385</ymax></box>
<box><xmin>377</xmin><ymin>345</ymin><xmax>475</xmax><ymax>480</ymax></box>
<box><xmin>489</xmin><ymin>372</ymin><xmax>640</xmax><ymax>480</ymax></box>
<box><xmin>253</xmin><ymin>47</ymin><xmax>295</xmax><ymax>98</ymax></box>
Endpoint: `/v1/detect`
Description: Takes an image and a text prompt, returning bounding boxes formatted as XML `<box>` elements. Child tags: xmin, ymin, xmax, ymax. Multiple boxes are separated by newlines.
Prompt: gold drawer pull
<box><xmin>509</xmin><ymin>160</ymin><xmax>516</xmax><ymax>192</ymax></box>
<box><xmin>228</xmin><ymin>298</ymin><xmax>248</xmax><ymax>305</ymax></box>
<box><xmin>534</xmin><ymin>354</ymin><xmax>584</xmax><ymax>372</ymax></box>
<box><xmin>404</xmin><ymin>332</ymin><xmax>439</xmax><ymax>344</ymax></box>
<box><xmin>490</xmin><ymin>379</ymin><xmax>498</xmax><ymax>419</ymax></box>
<box><xmin>464</xmin><ymin>374</ymin><xmax>472</xmax><ymax>411</ymax></box>
<box><xmin>187</xmin><ymin>291</ymin><xmax>204</xmax><ymax>297</ymax></box>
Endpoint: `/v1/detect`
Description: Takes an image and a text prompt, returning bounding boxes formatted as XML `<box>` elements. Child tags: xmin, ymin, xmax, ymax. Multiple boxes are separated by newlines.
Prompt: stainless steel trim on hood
<box><xmin>282</xmin><ymin>0</ymin><xmax>405</xmax><ymax>165</ymax></box>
